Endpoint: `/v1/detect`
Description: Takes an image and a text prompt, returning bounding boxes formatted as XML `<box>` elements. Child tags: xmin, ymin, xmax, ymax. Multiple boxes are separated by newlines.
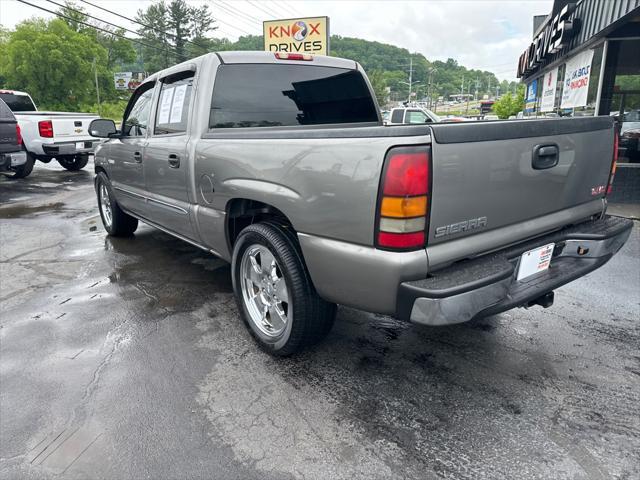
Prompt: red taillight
<box><xmin>15</xmin><ymin>124</ymin><xmax>22</xmax><ymax>145</ymax></box>
<box><xmin>38</xmin><ymin>120</ymin><xmax>53</xmax><ymax>138</ymax></box>
<box><xmin>376</xmin><ymin>148</ymin><xmax>431</xmax><ymax>250</ymax></box>
<box><xmin>383</xmin><ymin>152</ymin><xmax>429</xmax><ymax>196</ymax></box>
<box><xmin>274</xmin><ymin>52</ymin><xmax>313</xmax><ymax>61</ymax></box>
<box><xmin>607</xmin><ymin>130</ymin><xmax>619</xmax><ymax>195</ymax></box>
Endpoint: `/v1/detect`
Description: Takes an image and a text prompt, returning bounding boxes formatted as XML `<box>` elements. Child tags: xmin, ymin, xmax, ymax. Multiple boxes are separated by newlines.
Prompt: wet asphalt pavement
<box><xmin>1</xmin><ymin>160</ymin><xmax>639</xmax><ymax>480</ymax></box>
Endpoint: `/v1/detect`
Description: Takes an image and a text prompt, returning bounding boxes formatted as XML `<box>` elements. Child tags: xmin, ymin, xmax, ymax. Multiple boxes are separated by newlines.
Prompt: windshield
<box><xmin>425</xmin><ymin>109</ymin><xmax>441</xmax><ymax>122</ymax></box>
<box><xmin>0</xmin><ymin>93</ymin><xmax>37</xmax><ymax>112</ymax></box>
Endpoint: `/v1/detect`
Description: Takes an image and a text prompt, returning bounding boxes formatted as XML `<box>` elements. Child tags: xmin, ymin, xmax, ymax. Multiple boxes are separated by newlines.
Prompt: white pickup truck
<box><xmin>0</xmin><ymin>89</ymin><xmax>100</xmax><ymax>178</ymax></box>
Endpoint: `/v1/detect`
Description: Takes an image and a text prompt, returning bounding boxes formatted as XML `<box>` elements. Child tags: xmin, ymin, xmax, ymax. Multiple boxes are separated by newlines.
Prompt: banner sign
<box><xmin>560</xmin><ymin>49</ymin><xmax>594</xmax><ymax>109</ymax></box>
<box><xmin>540</xmin><ymin>67</ymin><xmax>558</xmax><ymax>112</ymax></box>
<box><xmin>263</xmin><ymin>17</ymin><xmax>329</xmax><ymax>56</ymax></box>
<box><xmin>114</xmin><ymin>72</ymin><xmax>145</xmax><ymax>91</ymax></box>
<box><xmin>525</xmin><ymin>79</ymin><xmax>537</xmax><ymax>113</ymax></box>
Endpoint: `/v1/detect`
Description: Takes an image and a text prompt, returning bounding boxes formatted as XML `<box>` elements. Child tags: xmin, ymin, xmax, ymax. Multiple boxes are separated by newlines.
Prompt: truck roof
<box><xmin>144</xmin><ymin>51</ymin><xmax>359</xmax><ymax>84</ymax></box>
<box><xmin>0</xmin><ymin>89</ymin><xmax>30</xmax><ymax>97</ymax></box>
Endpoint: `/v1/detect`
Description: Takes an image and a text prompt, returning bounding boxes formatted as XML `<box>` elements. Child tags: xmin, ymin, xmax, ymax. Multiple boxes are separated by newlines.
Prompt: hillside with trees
<box><xmin>0</xmin><ymin>0</ymin><xmax>520</xmax><ymax>116</ymax></box>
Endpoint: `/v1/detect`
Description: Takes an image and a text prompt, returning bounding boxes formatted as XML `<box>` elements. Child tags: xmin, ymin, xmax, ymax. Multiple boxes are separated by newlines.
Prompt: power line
<box><xmin>267</xmin><ymin>1</ymin><xmax>296</xmax><ymax>18</ymax></box>
<box><xmin>278</xmin><ymin>1</ymin><xmax>304</xmax><ymax>16</ymax></box>
<box><xmin>16</xmin><ymin>0</ymin><xmax>184</xmax><ymax>59</ymax></box>
<box><xmin>46</xmin><ymin>0</ymin><xmax>176</xmax><ymax>47</ymax></box>
<box><xmin>78</xmin><ymin>0</ymin><xmax>237</xmax><ymax>42</ymax></box>
<box><xmin>209</xmin><ymin>1</ymin><xmax>262</xmax><ymax>31</ymax></box>
<box><xmin>246</xmin><ymin>0</ymin><xmax>279</xmax><ymax>20</ymax></box>
<box><xmin>216</xmin><ymin>0</ymin><xmax>264</xmax><ymax>25</ymax></box>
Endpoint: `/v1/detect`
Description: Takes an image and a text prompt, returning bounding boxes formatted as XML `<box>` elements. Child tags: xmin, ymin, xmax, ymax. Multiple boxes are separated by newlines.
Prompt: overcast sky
<box><xmin>0</xmin><ymin>0</ymin><xmax>553</xmax><ymax>80</ymax></box>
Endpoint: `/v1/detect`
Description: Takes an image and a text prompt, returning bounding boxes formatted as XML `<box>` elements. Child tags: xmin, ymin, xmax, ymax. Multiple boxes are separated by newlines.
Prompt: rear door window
<box><xmin>209</xmin><ymin>64</ymin><xmax>378</xmax><ymax>128</ymax></box>
<box><xmin>155</xmin><ymin>71</ymin><xmax>194</xmax><ymax>135</ymax></box>
<box><xmin>390</xmin><ymin>109</ymin><xmax>404</xmax><ymax>123</ymax></box>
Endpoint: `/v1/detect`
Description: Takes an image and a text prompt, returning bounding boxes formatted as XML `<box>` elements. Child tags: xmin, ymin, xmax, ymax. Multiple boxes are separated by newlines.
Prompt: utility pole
<box><xmin>475</xmin><ymin>77</ymin><xmax>479</xmax><ymax>101</ymax></box>
<box><xmin>400</xmin><ymin>57</ymin><xmax>420</xmax><ymax>105</ymax></box>
<box><xmin>93</xmin><ymin>57</ymin><xmax>101</xmax><ymax>116</ymax></box>
<box><xmin>408</xmin><ymin>57</ymin><xmax>413</xmax><ymax>104</ymax></box>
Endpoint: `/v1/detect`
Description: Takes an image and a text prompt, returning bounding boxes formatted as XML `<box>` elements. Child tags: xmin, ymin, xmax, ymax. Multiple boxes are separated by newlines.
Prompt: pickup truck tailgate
<box><xmin>46</xmin><ymin>113</ymin><xmax>96</xmax><ymax>138</ymax></box>
<box><xmin>427</xmin><ymin>117</ymin><xmax>614</xmax><ymax>251</ymax></box>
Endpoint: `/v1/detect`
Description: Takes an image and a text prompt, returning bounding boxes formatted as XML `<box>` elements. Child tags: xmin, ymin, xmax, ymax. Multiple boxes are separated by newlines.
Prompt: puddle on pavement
<box><xmin>102</xmin><ymin>230</ymin><xmax>233</xmax><ymax>314</ymax></box>
<box><xmin>0</xmin><ymin>202</ymin><xmax>67</xmax><ymax>219</ymax></box>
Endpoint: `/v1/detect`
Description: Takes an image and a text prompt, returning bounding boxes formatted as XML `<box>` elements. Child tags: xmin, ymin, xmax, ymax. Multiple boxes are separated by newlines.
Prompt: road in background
<box><xmin>1</xmin><ymin>162</ymin><xmax>639</xmax><ymax>479</ymax></box>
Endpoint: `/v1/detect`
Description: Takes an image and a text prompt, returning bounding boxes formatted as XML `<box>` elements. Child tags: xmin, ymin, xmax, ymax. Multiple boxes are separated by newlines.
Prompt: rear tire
<box><xmin>96</xmin><ymin>172</ymin><xmax>138</xmax><ymax>236</ymax></box>
<box><xmin>232</xmin><ymin>222</ymin><xmax>336</xmax><ymax>356</ymax></box>
<box><xmin>10</xmin><ymin>150</ymin><xmax>35</xmax><ymax>179</ymax></box>
<box><xmin>59</xmin><ymin>154</ymin><xmax>89</xmax><ymax>171</ymax></box>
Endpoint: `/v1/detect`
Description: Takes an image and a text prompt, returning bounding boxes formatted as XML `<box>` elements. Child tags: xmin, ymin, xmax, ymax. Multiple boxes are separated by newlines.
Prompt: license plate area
<box><xmin>76</xmin><ymin>141</ymin><xmax>91</xmax><ymax>150</ymax></box>
<box><xmin>516</xmin><ymin>243</ymin><xmax>555</xmax><ymax>281</ymax></box>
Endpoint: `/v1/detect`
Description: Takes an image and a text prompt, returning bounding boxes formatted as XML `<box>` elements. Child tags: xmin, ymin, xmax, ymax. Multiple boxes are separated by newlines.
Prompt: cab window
<box><xmin>123</xmin><ymin>85</ymin><xmax>154</xmax><ymax>137</ymax></box>
<box><xmin>406</xmin><ymin>110</ymin><xmax>430</xmax><ymax>124</ymax></box>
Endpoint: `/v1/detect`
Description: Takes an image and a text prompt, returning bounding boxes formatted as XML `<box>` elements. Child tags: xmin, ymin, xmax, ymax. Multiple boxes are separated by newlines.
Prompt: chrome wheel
<box><xmin>99</xmin><ymin>183</ymin><xmax>113</xmax><ymax>228</ymax></box>
<box><xmin>240</xmin><ymin>244</ymin><xmax>290</xmax><ymax>337</ymax></box>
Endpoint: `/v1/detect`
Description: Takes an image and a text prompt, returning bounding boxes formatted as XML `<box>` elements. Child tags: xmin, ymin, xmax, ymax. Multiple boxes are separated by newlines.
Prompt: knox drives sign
<box><xmin>263</xmin><ymin>17</ymin><xmax>330</xmax><ymax>56</ymax></box>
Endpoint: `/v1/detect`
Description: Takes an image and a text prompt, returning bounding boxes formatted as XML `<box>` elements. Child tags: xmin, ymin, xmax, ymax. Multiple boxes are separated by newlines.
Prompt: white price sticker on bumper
<box><xmin>517</xmin><ymin>243</ymin><xmax>555</xmax><ymax>281</ymax></box>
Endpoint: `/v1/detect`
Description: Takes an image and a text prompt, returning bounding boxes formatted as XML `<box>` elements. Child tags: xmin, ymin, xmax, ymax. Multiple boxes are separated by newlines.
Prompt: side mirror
<box><xmin>89</xmin><ymin>119</ymin><xmax>117</xmax><ymax>138</ymax></box>
<box><xmin>424</xmin><ymin>117</ymin><xmax>433</xmax><ymax>123</ymax></box>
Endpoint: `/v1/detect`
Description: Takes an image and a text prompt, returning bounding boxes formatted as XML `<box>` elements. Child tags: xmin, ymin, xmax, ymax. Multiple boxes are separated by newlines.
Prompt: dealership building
<box><xmin>517</xmin><ymin>0</ymin><xmax>640</xmax><ymax>182</ymax></box>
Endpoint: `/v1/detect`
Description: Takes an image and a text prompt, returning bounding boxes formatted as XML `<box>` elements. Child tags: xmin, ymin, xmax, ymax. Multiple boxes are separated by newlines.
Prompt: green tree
<box><xmin>367</xmin><ymin>70</ymin><xmax>387</xmax><ymax>107</ymax></box>
<box><xmin>136</xmin><ymin>0</ymin><xmax>217</xmax><ymax>71</ymax></box>
<box><xmin>0</xmin><ymin>18</ymin><xmax>108</xmax><ymax>110</ymax></box>
<box><xmin>493</xmin><ymin>86</ymin><xmax>525</xmax><ymax>119</ymax></box>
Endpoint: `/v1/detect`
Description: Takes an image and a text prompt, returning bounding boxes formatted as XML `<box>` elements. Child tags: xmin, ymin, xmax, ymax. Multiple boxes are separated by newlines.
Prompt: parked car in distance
<box><xmin>386</xmin><ymin>107</ymin><xmax>440</xmax><ymax>125</ymax></box>
<box><xmin>618</xmin><ymin>110</ymin><xmax>640</xmax><ymax>163</ymax></box>
<box><xmin>0</xmin><ymin>98</ymin><xmax>27</xmax><ymax>177</ymax></box>
<box><xmin>89</xmin><ymin>51</ymin><xmax>632</xmax><ymax>356</ymax></box>
<box><xmin>0</xmin><ymin>89</ymin><xmax>101</xmax><ymax>177</ymax></box>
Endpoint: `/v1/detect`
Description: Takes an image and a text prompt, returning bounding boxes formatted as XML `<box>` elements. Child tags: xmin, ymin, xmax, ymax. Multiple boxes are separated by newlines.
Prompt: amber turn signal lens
<box><xmin>380</xmin><ymin>195</ymin><xmax>427</xmax><ymax>218</ymax></box>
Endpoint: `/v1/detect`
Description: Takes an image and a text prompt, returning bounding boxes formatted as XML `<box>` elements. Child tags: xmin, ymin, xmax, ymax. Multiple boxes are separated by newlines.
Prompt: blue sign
<box><xmin>525</xmin><ymin>79</ymin><xmax>538</xmax><ymax>113</ymax></box>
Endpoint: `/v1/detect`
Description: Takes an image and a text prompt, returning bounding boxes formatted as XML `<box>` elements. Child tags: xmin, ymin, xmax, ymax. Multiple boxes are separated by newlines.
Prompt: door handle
<box><xmin>532</xmin><ymin>144</ymin><xmax>559</xmax><ymax>170</ymax></box>
<box><xmin>168</xmin><ymin>153</ymin><xmax>181</xmax><ymax>168</ymax></box>
<box><xmin>133</xmin><ymin>151</ymin><xmax>142</xmax><ymax>163</ymax></box>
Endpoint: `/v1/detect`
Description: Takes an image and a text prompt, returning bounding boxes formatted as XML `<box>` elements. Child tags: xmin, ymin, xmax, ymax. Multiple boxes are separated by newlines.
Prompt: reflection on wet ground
<box><xmin>1</xmin><ymin>162</ymin><xmax>639</xmax><ymax>480</ymax></box>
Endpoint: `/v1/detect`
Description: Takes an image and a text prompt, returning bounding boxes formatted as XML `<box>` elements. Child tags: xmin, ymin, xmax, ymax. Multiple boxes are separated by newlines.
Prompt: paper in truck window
<box><xmin>169</xmin><ymin>84</ymin><xmax>187</xmax><ymax>123</ymax></box>
<box><xmin>158</xmin><ymin>86</ymin><xmax>174</xmax><ymax>125</ymax></box>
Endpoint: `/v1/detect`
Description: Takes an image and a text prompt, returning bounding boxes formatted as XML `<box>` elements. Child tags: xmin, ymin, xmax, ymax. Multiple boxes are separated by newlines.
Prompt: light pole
<box><xmin>400</xmin><ymin>80</ymin><xmax>421</xmax><ymax>104</ymax></box>
<box><xmin>427</xmin><ymin>67</ymin><xmax>437</xmax><ymax>109</ymax></box>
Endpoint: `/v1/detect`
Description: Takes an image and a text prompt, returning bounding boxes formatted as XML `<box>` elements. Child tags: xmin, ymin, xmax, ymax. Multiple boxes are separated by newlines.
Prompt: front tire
<box><xmin>232</xmin><ymin>222</ymin><xmax>336</xmax><ymax>356</ymax></box>
<box><xmin>96</xmin><ymin>172</ymin><xmax>138</xmax><ymax>236</ymax></box>
<box><xmin>59</xmin><ymin>154</ymin><xmax>89</xmax><ymax>171</ymax></box>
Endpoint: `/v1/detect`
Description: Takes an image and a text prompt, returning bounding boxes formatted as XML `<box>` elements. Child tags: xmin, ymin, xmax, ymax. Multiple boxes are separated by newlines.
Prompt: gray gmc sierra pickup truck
<box><xmin>88</xmin><ymin>51</ymin><xmax>632</xmax><ymax>355</ymax></box>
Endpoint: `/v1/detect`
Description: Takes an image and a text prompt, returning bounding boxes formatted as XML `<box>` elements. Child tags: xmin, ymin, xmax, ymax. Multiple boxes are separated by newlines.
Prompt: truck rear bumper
<box><xmin>397</xmin><ymin>215</ymin><xmax>633</xmax><ymax>326</ymax></box>
<box><xmin>0</xmin><ymin>151</ymin><xmax>27</xmax><ymax>171</ymax></box>
<box><xmin>42</xmin><ymin>141</ymin><xmax>96</xmax><ymax>157</ymax></box>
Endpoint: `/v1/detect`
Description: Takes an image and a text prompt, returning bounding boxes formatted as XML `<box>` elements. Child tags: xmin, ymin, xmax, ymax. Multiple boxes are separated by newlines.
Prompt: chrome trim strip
<box><xmin>113</xmin><ymin>186</ymin><xmax>146</xmax><ymax>200</ymax></box>
<box><xmin>147</xmin><ymin>196</ymin><xmax>188</xmax><ymax>215</ymax></box>
<box><xmin>113</xmin><ymin>186</ymin><xmax>188</xmax><ymax>215</ymax></box>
